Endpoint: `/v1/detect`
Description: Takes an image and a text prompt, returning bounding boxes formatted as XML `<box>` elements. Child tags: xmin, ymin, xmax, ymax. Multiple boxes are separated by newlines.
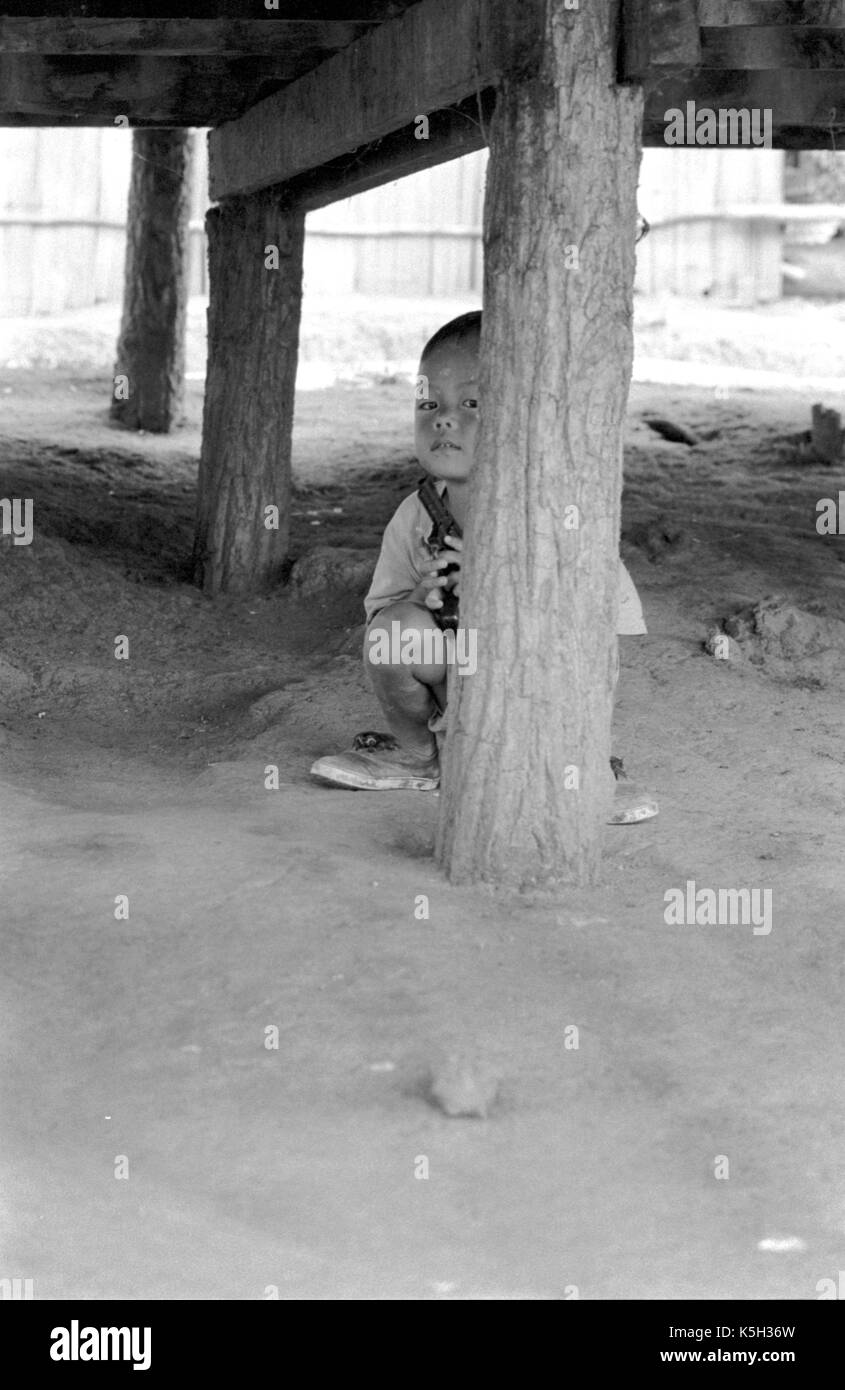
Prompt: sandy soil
<box><xmin>2</xmin><ymin>301</ymin><xmax>845</xmax><ymax>1300</ymax></box>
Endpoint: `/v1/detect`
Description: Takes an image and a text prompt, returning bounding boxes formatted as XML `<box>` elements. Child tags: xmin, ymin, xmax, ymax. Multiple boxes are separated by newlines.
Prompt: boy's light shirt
<box><xmin>364</xmin><ymin>480</ymin><xmax>647</xmax><ymax>635</ymax></box>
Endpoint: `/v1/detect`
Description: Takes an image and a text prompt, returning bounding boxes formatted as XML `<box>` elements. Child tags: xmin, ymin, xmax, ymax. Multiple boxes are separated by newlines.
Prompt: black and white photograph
<box><xmin>1</xmin><ymin>0</ymin><xmax>845</xmax><ymax>1341</ymax></box>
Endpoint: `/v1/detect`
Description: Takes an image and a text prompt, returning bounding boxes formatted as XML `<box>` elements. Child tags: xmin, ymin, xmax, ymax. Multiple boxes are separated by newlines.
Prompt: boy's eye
<box><xmin>462</xmin><ymin>398</ymin><xmax>478</xmax><ymax>409</ymax></box>
<box><xmin>416</xmin><ymin>399</ymin><xmax>437</xmax><ymax>411</ymax></box>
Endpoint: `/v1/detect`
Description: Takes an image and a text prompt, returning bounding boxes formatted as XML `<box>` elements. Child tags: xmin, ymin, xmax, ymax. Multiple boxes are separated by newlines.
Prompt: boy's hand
<box><xmin>411</xmin><ymin>533</ymin><xmax>462</xmax><ymax>610</ymax></box>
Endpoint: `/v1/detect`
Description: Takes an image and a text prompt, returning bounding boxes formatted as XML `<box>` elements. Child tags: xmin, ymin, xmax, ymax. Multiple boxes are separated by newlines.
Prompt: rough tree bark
<box><xmin>435</xmin><ymin>0</ymin><xmax>645</xmax><ymax>889</ymax></box>
<box><xmin>110</xmin><ymin>128</ymin><xmax>194</xmax><ymax>432</ymax></box>
<box><xmin>193</xmin><ymin>189</ymin><xmax>305</xmax><ymax>594</ymax></box>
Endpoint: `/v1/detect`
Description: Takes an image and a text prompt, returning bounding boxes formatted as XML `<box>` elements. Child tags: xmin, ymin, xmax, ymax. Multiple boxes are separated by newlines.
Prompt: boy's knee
<box><xmin>372</xmin><ymin>599</ymin><xmax>438</xmax><ymax>631</ymax></box>
<box><xmin>364</xmin><ymin>601</ymin><xmax>445</xmax><ymax>683</ymax></box>
<box><xmin>365</xmin><ymin>601</ymin><xmax>437</xmax><ymax>661</ymax></box>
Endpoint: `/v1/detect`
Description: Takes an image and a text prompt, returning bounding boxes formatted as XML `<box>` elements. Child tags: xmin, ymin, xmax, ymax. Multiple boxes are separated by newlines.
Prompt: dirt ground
<box><xmin>2</xmin><ymin>297</ymin><xmax>845</xmax><ymax>1300</ymax></box>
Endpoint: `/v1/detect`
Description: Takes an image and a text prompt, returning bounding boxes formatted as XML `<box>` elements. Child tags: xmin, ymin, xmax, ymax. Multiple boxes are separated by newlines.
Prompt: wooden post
<box><xmin>435</xmin><ymin>0</ymin><xmax>645</xmax><ymax>888</ymax></box>
<box><xmin>811</xmin><ymin>403</ymin><xmax>844</xmax><ymax>464</ymax></box>
<box><xmin>110</xmin><ymin>128</ymin><xmax>194</xmax><ymax>432</ymax></box>
<box><xmin>193</xmin><ymin>188</ymin><xmax>305</xmax><ymax>595</ymax></box>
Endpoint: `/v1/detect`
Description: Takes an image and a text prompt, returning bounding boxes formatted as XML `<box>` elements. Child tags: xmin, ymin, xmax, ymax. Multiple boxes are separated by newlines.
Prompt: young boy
<box><xmin>311</xmin><ymin>311</ymin><xmax>657</xmax><ymax>823</ymax></box>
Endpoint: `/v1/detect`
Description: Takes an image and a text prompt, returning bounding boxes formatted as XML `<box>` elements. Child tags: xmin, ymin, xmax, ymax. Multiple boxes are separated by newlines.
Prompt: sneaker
<box><xmin>310</xmin><ymin>746</ymin><xmax>440</xmax><ymax>791</ymax></box>
<box><xmin>352</xmin><ymin>730</ymin><xmax>399</xmax><ymax>752</ymax></box>
<box><xmin>608</xmin><ymin>783</ymin><xmax>659</xmax><ymax>824</ymax></box>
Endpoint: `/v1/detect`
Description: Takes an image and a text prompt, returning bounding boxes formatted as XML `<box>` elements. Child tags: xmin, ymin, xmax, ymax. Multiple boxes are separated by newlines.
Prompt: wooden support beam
<box><xmin>0</xmin><ymin>111</ymin><xmax>837</xmax><ymax>146</ymax></box>
<box><xmin>436</xmin><ymin>0</ymin><xmax>645</xmax><ymax>888</ymax></box>
<box><xmin>721</xmin><ymin>126</ymin><xmax>845</xmax><ymax>149</ymax></box>
<box><xmin>621</xmin><ymin>0</ymin><xmax>651</xmax><ymax>83</ymax></box>
<box><xmin>2</xmin><ymin>0</ymin><xmax>843</xmax><ymax>135</ymax></box>
<box><xmin>643</xmin><ymin>69</ymin><xmax>845</xmax><ymax>143</ymax></box>
<box><xmin>811</xmin><ymin>403</ymin><xmax>845</xmax><ymax>463</ymax></box>
<box><xmin>0</xmin><ymin>66</ymin><xmax>839</xmax><ymax>146</ymax></box>
<box><xmin>284</xmin><ymin>92</ymin><xmax>494</xmax><ymax>213</ymax></box>
<box><xmin>0</xmin><ymin>2</ymin><xmax>411</xmax><ymax>19</ymax></box>
<box><xmin>699</xmin><ymin>1</ymin><xmax>845</xmax><ymax>24</ymax></box>
<box><xmin>111</xmin><ymin>129</ymin><xmax>194</xmax><ymax>433</ymax></box>
<box><xmin>0</xmin><ymin>53</ymin><xmax>297</xmax><ymax>124</ymax></box>
<box><xmin>698</xmin><ymin>25</ymin><xmax>845</xmax><ymax>68</ymax></box>
<box><xmin>620</xmin><ymin>0</ymin><xmax>702</xmax><ymax>84</ymax></box>
<box><xmin>193</xmin><ymin>193</ymin><xmax>305</xmax><ymax>595</ymax></box>
<box><xmin>622</xmin><ymin>2</ymin><xmax>845</xmax><ymax>81</ymax></box>
<box><xmin>650</xmin><ymin>0</ymin><xmax>702</xmax><ymax>64</ymax></box>
<box><xmin>209</xmin><ymin>0</ymin><xmax>544</xmax><ymax>200</ymax></box>
<box><xmin>209</xmin><ymin>62</ymin><xmax>843</xmax><ymax>194</ymax></box>
<box><xmin>0</xmin><ymin>17</ymin><xmax>371</xmax><ymax>55</ymax></box>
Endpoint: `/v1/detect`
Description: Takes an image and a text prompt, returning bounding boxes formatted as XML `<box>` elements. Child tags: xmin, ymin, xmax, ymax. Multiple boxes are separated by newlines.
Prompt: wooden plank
<box><xmin>620</xmin><ymin>0</ymin><xmax>651</xmax><ymax>83</ymax></box>
<box><xmin>642</xmin><ymin>128</ymin><xmax>842</xmax><ymax>149</ymax></box>
<box><xmin>681</xmin><ymin>149</ymin><xmax>718</xmax><ymax>296</ymax></box>
<box><xmin>715</xmin><ymin>221</ymin><xmax>756</xmax><ymax>302</ymax></box>
<box><xmin>0</xmin><ymin>54</ymin><xmax>298</xmax><ymax>124</ymax></box>
<box><xmin>1</xmin><ymin>224</ymin><xmax>33</xmax><ymax>312</ymax></box>
<box><xmin>0</xmin><ymin>2</ymin><xmax>411</xmax><ymax>19</ymax></box>
<box><xmin>698</xmin><ymin>24</ymin><xmax>845</xmax><ymax>67</ymax></box>
<box><xmin>281</xmin><ymin>92</ymin><xmax>495</xmax><ymax>214</ymax></box>
<box><xmin>699</xmin><ymin>1</ymin><xmax>845</xmax><ymax>24</ymax></box>
<box><xmin>710</xmin><ymin>147</ymin><xmax>780</xmax><ymax>303</ymax></box>
<box><xmin>701</xmin><ymin>127</ymin><xmax>845</xmax><ymax>148</ymax></box>
<box><xmin>642</xmin><ymin>68</ymin><xmax>845</xmax><ymax>136</ymax></box>
<box><xmin>1</xmin><ymin>54</ymin><xmax>841</xmax><ymax>149</ymax></box>
<box><xmin>0</xmin><ymin>130</ymin><xmax>38</xmax><ymax>314</ymax></box>
<box><xmin>209</xmin><ymin>57</ymin><xmax>844</xmax><ymax>196</ymax></box>
<box><xmin>0</xmin><ymin>17</ymin><xmax>371</xmax><ymax>54</ymax></box>
<box><xmin>650</xmin><ymin>0</ymin><xmax>702</xmax><ymax>64</ymax></box>
<box><xmin>620</xmin><ymin>0</ymin><xmax>702</xmax><ymax>83</ymax></box>
<box><xmin>302</xmin><ymin>235</ymin><xmax>354</xmax><ymax>294</ymax></box>
<box><xmin>209</xmin><ymin>0</ymin><xmax>544</xmax><ymax>200</ymax></box>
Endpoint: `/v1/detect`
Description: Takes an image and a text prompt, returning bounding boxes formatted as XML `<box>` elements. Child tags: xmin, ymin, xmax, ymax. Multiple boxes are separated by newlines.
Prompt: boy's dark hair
<box><xmin>421</xmin><ymin>310</ymin><xmax>481</xmax><ymax>362</ymax></box>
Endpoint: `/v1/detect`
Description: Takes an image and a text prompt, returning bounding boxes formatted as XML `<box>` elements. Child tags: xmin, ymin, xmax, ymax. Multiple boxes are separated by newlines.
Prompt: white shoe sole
<box><xmin>310</xmin><ymin>759</ymin><xmax>440</xmax><ymax>792</ymax></box>
<box><xmin>608</xmin><ymin>796</ymin><xmax>659</xmax><ymax>825</ymax></box>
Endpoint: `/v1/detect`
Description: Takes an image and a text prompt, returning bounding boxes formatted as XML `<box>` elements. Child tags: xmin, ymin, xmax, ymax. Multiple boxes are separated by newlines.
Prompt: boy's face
<box><xmin>415</xmin><ymin>336</ymin><xmax>480</xmax><ymax>483</ymax></box>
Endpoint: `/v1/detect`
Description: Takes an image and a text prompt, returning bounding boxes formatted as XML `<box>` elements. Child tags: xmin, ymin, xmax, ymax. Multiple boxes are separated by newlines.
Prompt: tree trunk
<box><xmin>110</xmin><ymin>128</ymin><xmax>194</xmax><ymax>433</ymax></box>
<box><xmin>193</xmin><ymin>190</ymin><xmax>305</xmax><ymax>595</ymax></box>
<box><xmin>435</xmin><ymin>0</ymin><xmax>645</xmax><ymax>889</ymax></box>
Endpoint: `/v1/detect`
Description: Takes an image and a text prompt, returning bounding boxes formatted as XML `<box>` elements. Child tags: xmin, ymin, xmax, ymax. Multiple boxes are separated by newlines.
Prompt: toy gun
<box><xmin>417</xmin><ymin>475</ymin><xmax>462</xmax><ymax>632</ymax></box>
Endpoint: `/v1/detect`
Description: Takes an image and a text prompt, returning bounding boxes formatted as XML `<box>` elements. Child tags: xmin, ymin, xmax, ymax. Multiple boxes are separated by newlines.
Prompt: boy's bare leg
<box><xmin>364</xmin><ymin>600</ymin><xmax>446</xmax><ymax>762</ymax></box>
<box><xmin>310</xmin><ymin>600</ymin><xmax>446</xmax><ymax>789</ymax></box>
<box><xmin>312</xmin><ymin>610</ymin><xmax>657</xmax><ymax>813</ymax></box>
